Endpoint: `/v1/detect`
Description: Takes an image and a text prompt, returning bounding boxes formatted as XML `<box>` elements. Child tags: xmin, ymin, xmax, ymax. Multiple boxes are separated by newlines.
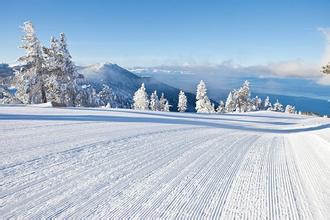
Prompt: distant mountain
<box><xmin>0</xmin><ymin>64</ymin><xmax>13</xmax><ymax>78</ymax></box>
<box><xmin>79</xmin><ymin>63</ymin><xmax>200</xmax><ymax>111</ymax></box>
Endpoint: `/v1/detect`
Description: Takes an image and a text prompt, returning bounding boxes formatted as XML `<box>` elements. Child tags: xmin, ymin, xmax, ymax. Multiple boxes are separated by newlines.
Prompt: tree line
<box><xmin>132</xmin><ymin>80</ymin><xmax>298</xmax><ymax>114</ymax></box>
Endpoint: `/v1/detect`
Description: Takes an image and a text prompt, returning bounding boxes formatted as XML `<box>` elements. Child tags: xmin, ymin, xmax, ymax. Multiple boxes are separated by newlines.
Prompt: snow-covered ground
<box><xmin>0</xmin><ymin>105</ymin><xmax>329</xmax><ymax>219</ymax></box>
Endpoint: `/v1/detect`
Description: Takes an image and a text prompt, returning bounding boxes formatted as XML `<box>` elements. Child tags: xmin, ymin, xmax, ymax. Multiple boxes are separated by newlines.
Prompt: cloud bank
<box><xmin>133</xmin><ymin>27</ymin><xmax>330</xmax><ymax>85</ymax></box>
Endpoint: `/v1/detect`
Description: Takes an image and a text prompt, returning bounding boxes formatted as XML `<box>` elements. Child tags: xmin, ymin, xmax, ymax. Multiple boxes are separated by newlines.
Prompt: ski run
<box><xmin>0</xmin><ymin>105</ymin><xmax>330</xmax><ymax>219</ymax></box>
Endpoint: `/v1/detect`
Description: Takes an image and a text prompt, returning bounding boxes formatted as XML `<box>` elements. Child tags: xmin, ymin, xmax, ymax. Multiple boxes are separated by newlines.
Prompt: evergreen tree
<box><xmin>285</xmin><ymin>105</ymin><xmax>296</xmax><ymax>114</ymax></box>
<box><xmin>163</xmin><ymin>100</ymin><xmax>170</xmax><ymax>112</ymax></box>
<box><xmin>273</xmin><ymin>99</ymin><xmax>284</xmax><ymax>112</ymax></box>
<box><xmin>234</xmin><ymin>80</ymin><xmax>251</xmax><ymax>112</ymax></box>
<box><xmin>58</xmin><ymin>33</ymin><xmax>80</xmax><ymax>106</ymax></box>
<box><xmin>252</xmin><ymin>96</ymin><xmax>262</xmax><ymax>111</ymax></box>
<box><xmin>98</xmin><ymin>84</ymin><xmax>114</xmax><ymax>106</ymax></box>
<box><xmin>43</xmin><ymin>36</ymin><xmax>62</xmax><ymax>103</ymax></box>
<box><xmin>0</xmin><ymin>85</ymin><xmax>22</xmax><ymax>104</ymax></box>
<box><xmin>225</xmin><ymin>91</ymin><xmax>235</xmax><ymax>112</ymax></box>
<box><xmin>14</xmin><ymin>21</ymin><xmax>46</xmax><ymax>104</ymax></box>
<box><xmin>264</xmin><ymin>96</ymin><xmax>272</xmax><ymax>110</ymax></box>
<box><xmin>177</xmin><ymin>90</ymin><xmax>187</xmax><ymax>112</ymax></box>
<box><xmin>195</xmin><ymin>80</ymin><xmax>212</xmax><ymax>113</ymax></box>
<box><xmin>211</xmin><ymin>103</ymin><xmax>216</xmax><ymax>113</ymax></box>
<box><xmin>159</xmin><ymin>93</ymin><xmax>169</xmax><ymax>111</ymax></box>
<box><xmin>42</xmin><ymin>33</ymin><xmax>83</xmax><ymax>106</ymax></box>
<box><xmin>133</xmin><ymin>83</ymin><xmax>149</xmax><ymax>110</ymax></box>
<box><xmin>150</xmin><ymin>90</ymin><xmax>160</xmax><ymax>111</ymax></box>
<box><xmin>217</xmin><ymin>100</ymin><xmax>225</xmax><ymax>113</ymax></box>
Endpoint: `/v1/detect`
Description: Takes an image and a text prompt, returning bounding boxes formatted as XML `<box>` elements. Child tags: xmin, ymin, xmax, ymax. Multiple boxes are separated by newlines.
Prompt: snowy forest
<box><xmin>0</xmin><ymin>21</ymin><xmax>319</xmax><ymax>115</ymax></box>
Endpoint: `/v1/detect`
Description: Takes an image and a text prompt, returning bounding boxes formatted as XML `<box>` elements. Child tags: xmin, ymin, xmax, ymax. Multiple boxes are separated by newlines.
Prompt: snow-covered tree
<box><xmin>133</xmin><ymin>83</ymin><xmax>149</xmax><ymax>110</ymax></box>
<box><xmin>217</xmin><ymin>100</ymin><xmax>225</xmax><ymax>113</ymax></box>
<box><xmin>272</xmin><ymin>99</ymin><xmax>284</xmax><ymax>112</ymax></box>
<box><xmin>159</xmin><ymin>93</ymin><xmax>170</xmax><ymax>111</ymax></box>
<box><xmin>13</xmin><ymin>22</ymin><xmax>97</xmax><ymax>107</ymax></box>
<box><xmin>251</xmin><ymin>96</ymin><xmax>262</xmax><ymax>111</ymax></box>
<box><xmin>225</xmin><ymin>91</ymin><xmax>235</xmax><ymax>112</ymax></box>
<box><xmin>74</xmin><ymin>83</ymin><xmax>98</xmax><ymax>107</ymax></box>
<box><xmin>233</xmin><ymin>80</ymin><xmax>251</xmax><ymax>112</ymax></box>
<box><xmin>150</xmin><ymin>90</ymin><xmax>160</xmax><ymax>111</ymax></box>
<box><xmin>285</xmin><ymin>105</ymin><xmax>296</xmax><ymax>114</ymax></box>
<box><xmin>264</xmin><ymin>96</ymin><xmax>272</xmax><ymax>110</ymax></box>
<box><xmin>211</xmin><ymin>103</ymin><xmax>216</xmax><ymax>113</ymax></box>
<box><xmin>98</xmin><ymin>84</ymin><xmax>114</xmax><ymax>107</ymax></box>
<box><xmin>14</xmin><ymin>21</ymin><xmax>46</xmax><ymax>104</ymax></box>
<box><xmin>105</xmin><ymin>102</ymin><xmax>111</xmax><ymax>108</ymax></box>
<box><xmin>159</xmin><ymin>93</ymin><xmax>165</xmax><ymax>110</ymax></box>
<box><xmin>163</xmin><ymin>100</ymin><xmax>170</xmax><ymax>112</ymax></box>
<box><xmin>43</xmin><ymin>36</ymin><xmax>62</xmax><ymax>103</ymax></box>
<box><xmin>43</xmin><ymin>33</ymin><xmax>87</xmax><ymax>106</ymax></box>
<box><xmin>195</xmin><ymin>80</ymin><xmax>213</xmax><ymax>113</ymax></box>
<box><xmin>0</xmin><ymin>85</ymin><xmax>22</xmax><ymax>104</ymax></box>
<box><xmin>177</xmin><ymin>90</ymin><xmax>187</xmax><ymax>112</ymax></box>
<box><xmin>58</xmin><ymin>33</ymin><xmax>81</xmax><ymax>106</ymax></box>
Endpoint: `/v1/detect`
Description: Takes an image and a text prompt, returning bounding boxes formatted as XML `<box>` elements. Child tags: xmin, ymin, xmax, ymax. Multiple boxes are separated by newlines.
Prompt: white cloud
<box><xmin>261</xmin><ymin>60</ymin><xmax>320</xmax><ymax>78</ymax></box>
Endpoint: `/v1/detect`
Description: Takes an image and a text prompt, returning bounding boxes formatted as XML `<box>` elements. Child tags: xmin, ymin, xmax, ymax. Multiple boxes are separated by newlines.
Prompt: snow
<box><xmin>0</xmin><ymin>105</ymin><xmax>329</xmax><ymax>218</ymax></box>
<box><xmin>30</xmin><ymin>102</ymin><xmax>54</xmax><ymax>107</ymax></box>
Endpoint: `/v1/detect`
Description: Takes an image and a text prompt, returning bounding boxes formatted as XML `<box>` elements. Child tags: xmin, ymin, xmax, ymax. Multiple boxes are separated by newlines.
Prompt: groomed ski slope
<box><xmin>0</xmin><ymin>105</ymin><xmax>330</xmax><ymax>219</ymax></box>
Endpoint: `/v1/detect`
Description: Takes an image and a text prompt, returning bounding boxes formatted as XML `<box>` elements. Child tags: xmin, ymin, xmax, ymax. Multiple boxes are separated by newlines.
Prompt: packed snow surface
<box><xmin>1</xmin><ymin>105</ymin><xmax>330</xmax><ymax>219</ymax></box>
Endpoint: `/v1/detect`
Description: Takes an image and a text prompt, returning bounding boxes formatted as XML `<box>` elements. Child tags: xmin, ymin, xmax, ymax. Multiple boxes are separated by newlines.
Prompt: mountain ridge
<box><xmin>79</xmin><ymin>63</ymin><xmax>200</xmax><ymax>111</ymax></box>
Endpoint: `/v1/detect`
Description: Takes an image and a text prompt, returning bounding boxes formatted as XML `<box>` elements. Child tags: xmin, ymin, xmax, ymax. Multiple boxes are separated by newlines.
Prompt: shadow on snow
<box><xmin>0</xmin><ymin>112</ymin><xmax>329</xmax><ymax>134</ymax></box>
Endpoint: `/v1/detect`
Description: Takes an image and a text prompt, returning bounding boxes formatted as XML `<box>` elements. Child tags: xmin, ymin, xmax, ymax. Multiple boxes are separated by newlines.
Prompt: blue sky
<box><xmin>0</xmin><ymin>0</ymin><xmax>329</xmax><ymax>68</ymax></box>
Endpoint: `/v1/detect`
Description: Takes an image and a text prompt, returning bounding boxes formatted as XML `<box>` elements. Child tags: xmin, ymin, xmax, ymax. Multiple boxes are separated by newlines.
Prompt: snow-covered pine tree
<box><xmin>225</xmin><ymin>91</ymin><xmax>235</xmax><ymax>112</ymax></box>
<box><xmin>43</xmin><ymin>33</ymin><xmax>85</xmax><ymax>106</ymax></box>
<box><xmin>234</xmin><ymin>80</ymin><xmax>251</xmax><ymax>112</ymax></box>
<box><xmin>163</xmin><ymin>100</ymin><xmax>170</xmax><ymax>112</ymax></box>
<box><xmin>58</xmin><ymin>33</ymin><xmax>81</xmax><ymax>106</ymax></box>
<box><xmin>133</xmin><ymin>83</ymin><xmax>149</xmax><ymax>110</ymax></box>
<box><xmin>264</xmin><ymin>96</ymin><xmax>272</xmax><ymax>110</ymax></box>
<box><xmin>150</xmin><ymin>90</ymin><xmax>160</xmax><ymax>111</ymax></box>
<box><xmin>0</xmin><ymin>85</ymin><xmax>22</xmax><ymax>104</ymax></box>
<box><xmin>105</xmin><ymin>102</ymin><xmax>111</xmax><ymax>108</ymax></box>
<box><xmin>211</xmin><ymin>103</ymin><xmax>216</xmax><ymax>113</ymax></box>
<box><xmin>159</xmin><ymin>93</ymin><xmax>170</xmax><ymax>111</ymax></box>
<box><xmin>177</xmin><ymin>90</ymin><xmax>187</xmax><ymax>112</ymax></box>
<box><xmin>285</xmin><ymin>105</ymin><xmax>296</xmax><ymax>114</ymax></box>
<box><xmin>217</xmin><ymin>100</ymin><xmax>225</xmax><ymax>113</ymax></box>
<box><xmin>195</xmin><ymin>80</ymin><xmax>212</xmax><ymax>113</ymax></box>
<box><xmin>98</xmin><ymin>84</ymin><xmax>114</xmax><ymax>107</ymax></box>
<box><xmin>43</xmin><ymin>36</ymin><xmax>63</xmax><ymax>104</ymax></box>
<box><xmin>74</xmin><ymin>83</ymin><xmax>97</xmax><ymax>107</ymax></box>
<box><xmin>14</xmin><ymin>21</ymin><xmax>46</xmax><ymax>104</ymax></box>
<box><xmin>252</xmin><ymin>96</ymin><xmax>262</xmax><ymax>111</ymax></box>
<box><xmin>273</xmin><ymin>99</ymin><xmax>284</xmax><ymax>112</ymax></box>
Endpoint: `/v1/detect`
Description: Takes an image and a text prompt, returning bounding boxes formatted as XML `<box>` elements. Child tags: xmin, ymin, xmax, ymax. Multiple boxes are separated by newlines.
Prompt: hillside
<box><xmin>79</xmin><ymin>63</ymin><xmax>198</xmax><ymax>111</ymax></box>
<box><xmin>1</xmin><ymin>105</ymin><xmax>329</xmax><ymax>218</ymax></box>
